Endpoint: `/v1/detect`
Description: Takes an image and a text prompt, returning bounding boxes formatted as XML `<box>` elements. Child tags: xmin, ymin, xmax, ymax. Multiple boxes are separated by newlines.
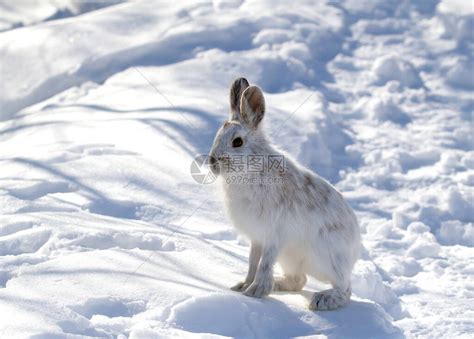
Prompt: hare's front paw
<box><xmin>230</xmin><ymin>281</ymin><xmax>250</xmax><ymax>292</ymax></box>
<box><xmin>243</xmin><ymin>278</ymin><xmax>273</xmax><ymax>298</ymax></box>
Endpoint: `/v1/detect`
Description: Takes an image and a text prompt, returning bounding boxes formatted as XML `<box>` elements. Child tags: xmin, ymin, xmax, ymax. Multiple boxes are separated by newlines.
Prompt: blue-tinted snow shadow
<box><xmin>8</xmin><ymin>157</ymin><xmax>185</xmax><ymax>220</ymax></box>
<box><xmin>309</xmin><ymin>299</ymin><xmax>405</xmax><ymax>338</ymax></box>
<box><xmin>168</xmin><ymin>292</ymin><xmax>405</xmax><ymax>338</ymax></box>
<box><xmin>37</xmin><ymin>103</ymin><xmax>222</xmax><ymax>156</ymax></box>
<box><xmin>1</xmin><ymin>4</ymin><xmax>348</xmax><ymax>121</ymax></box>
<box><xmin>0</xmin><ymin>17</ymin><xmax>256</xmax><ymax>120</ymax></box>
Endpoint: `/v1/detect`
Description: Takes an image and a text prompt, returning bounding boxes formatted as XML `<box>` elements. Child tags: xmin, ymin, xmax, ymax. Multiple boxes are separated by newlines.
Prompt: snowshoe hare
<box><xmin>209</xmin><ymin>78</ymin><xmax>360</xmax><ymax>310</ymax></box>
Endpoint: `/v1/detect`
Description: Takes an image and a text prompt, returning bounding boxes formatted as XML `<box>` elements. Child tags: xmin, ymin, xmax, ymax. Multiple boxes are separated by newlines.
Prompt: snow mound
<box><xmin>371</xmin><ymin>55</ymin><xmax>423</xmax><ymax>88</ymax></box>
<box><xmin>406</xmin><ymin>230</ymin><xmax>442</xmax><ymax>259</ymax></box>
<box><xmin>167</xmin><ymin>293</ymin><xmax>314</xmax><ymax>338</ymax></box>
<box><xmin>437</xmin><ymin>220</ymin><xmax>474</xmax><ymax>247</ymax></box>
<box><xmin>167</xmin><ymin>293</ymin><xmax>403</xmax><ymax>338</ymax></box>
<box><xmin>445</xmin><ymin>58</ymin><xmax>474</xmax><ymax>89</ymax></box>
<box><xmin>0</xmin><ymin>0</ymin><xmax>124</xmax><ymax>31</ymax></box>
<box><xmin>437</xmin><ymin>0</ymin><xmax>474</xmax><ymax>50</ymax></box>
<box><xmin>366</xmin><ymin>97</ymin><xmax>411</xmax><ymax>125</ymax></box>
<box><xmin>351</xmin><ymin>260</ymin><xmax>402</xmax><ymax>319</ymax></box>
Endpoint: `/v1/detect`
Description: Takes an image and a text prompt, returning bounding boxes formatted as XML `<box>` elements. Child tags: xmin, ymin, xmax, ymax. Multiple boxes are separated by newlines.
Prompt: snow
<box><xmin>0</xmin><ymin>0</ymin><xmax>472</xmax><ymax>338</ymax></box>
<box><xmin>371</xmin><ymin>55</ymin><xmax>423</xmax><ymax>88</ymax></box>
<box><xmin>167</xmin><ymin>293</ymin><xmax>402</xmax><ymax>338</ymax></box>
<box><xmin>0</xmin><ymin>0</ymin><xmax>124</xmax><ymax>31</ymax></box>
<box><xmin>438</xmin><ymin>220</ymin><xmax>474</xmax><ymax>247</ymax></box>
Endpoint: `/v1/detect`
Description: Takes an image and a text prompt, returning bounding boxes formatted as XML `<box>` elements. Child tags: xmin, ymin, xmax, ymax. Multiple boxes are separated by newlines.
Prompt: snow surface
<box><xmin>0</xmin><ymin>0</ymin><xmax>472</xmax><ymax>337</ymax></box>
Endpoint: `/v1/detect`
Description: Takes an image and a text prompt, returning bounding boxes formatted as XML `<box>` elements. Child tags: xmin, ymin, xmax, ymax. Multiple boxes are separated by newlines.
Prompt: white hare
<box><xmin>209</xmin><ymin>78</ymin><xmax>360</xmax><ymax>310</ymax></box>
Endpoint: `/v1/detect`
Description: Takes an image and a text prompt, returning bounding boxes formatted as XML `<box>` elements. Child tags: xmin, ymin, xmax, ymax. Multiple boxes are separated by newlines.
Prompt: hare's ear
<box><xmin>240</xmin><ymin>86</ymin><xmax>265</xmax><ymax>129</ymax></box>
<box><xmin>229</xmin><ymin>77</ymin><xmax>249</xmax><ymax>120</ymax></box>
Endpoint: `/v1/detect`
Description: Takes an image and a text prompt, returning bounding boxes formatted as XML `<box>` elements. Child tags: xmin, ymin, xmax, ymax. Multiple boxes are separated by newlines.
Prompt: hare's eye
<box><xmin>232</xmin><ymin>137</ymin><xmax>243</xmax><ymax>148</ymax></box>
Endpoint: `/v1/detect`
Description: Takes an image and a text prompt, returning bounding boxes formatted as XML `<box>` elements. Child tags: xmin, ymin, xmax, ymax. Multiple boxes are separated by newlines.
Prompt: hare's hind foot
<box><xmin>273</xmin><ymin>274</ymin><xmax>307</xmax><ymax>292</ymax></box>
<box><xmin>309</xmin><ymin>286</ymin><xmax>351</xmax><ymax>311</ymax></box>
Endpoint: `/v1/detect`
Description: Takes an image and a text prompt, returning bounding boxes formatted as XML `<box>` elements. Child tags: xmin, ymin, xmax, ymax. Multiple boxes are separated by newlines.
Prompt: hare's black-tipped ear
<box><xmin>240</xmin><ymin>86</ymin><xmax>265</xmax><ymax>129</ymax></box>
<box><xmin>229</xmin><ymin>77</ymin><xmax>249</xmax><ymax>120</ymax></box>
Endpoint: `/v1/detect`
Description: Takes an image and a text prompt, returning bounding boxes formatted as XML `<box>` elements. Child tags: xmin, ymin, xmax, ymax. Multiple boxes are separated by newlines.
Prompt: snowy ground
<box><xmin>0</xmin><ymin>0</ymin><xmax>473</xmax><ymax>338</ymax></box>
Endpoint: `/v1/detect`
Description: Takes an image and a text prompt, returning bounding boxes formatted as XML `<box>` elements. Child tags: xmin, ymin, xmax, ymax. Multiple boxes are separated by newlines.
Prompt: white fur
<box><xmin>210</xmin><ymin>79</ymin><xmax>361</xmax><ymax>310</ymax></box>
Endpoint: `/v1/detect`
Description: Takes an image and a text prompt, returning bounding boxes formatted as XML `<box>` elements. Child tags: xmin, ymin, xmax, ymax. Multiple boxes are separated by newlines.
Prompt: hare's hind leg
<box><xmin>308</xmin><ymin>263</ymin><xmax>352</xmax><ymax>310</ymax></box>
<box><xmin>307</xmin><ymin>253</ymin><xmax>352</xmax><ymax>310</ymax></box>
<box><xmin>273</xmin><ymin>274</ymin><xmax>307</xmax><ymax>291</ymax></box>
<box><xmin>274</xmin><ymin>251</ymin><xmax>306</xmax><ymax>292</ymax></box>
<box><xmin>309</xmin><ymin>285</ymin><xmax>351</xmax><ymax>310</ymax></box>
<box><xmin>308</xmin><ymin>232</ymin><xmax>355</xmax><ymax>310</ymax></box>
